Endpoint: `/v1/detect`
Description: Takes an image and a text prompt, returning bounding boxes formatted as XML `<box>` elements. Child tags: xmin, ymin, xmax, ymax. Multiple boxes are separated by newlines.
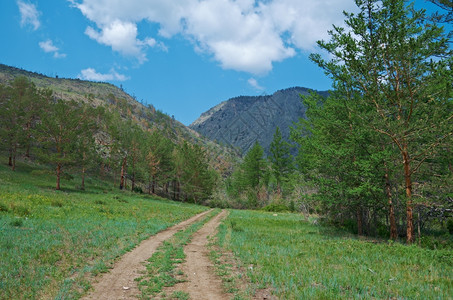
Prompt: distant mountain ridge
<box><xmin>190</xmin><ymin>87</ymin><xmax>329</xmax><ymax>156</ymax></box>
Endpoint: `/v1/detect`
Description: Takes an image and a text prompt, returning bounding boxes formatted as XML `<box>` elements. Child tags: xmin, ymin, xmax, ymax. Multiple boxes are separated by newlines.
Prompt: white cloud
<box><xmin>39</xmin><ymin>39</ymin><xmax>67</xmax><ymax>58</ymax></box>
<box><xmin>71</xmin><ymin>0</ymin><xmax>356</xmax><ymax>73</ymax></box>
<box><xmin>17</xmin><ymin>0</ymin><xmax>41</xmax><ymax>30</ymax></box>
<box><xmin>248</xmin><ymin>78</ymin><xmax>265</xmax><ymax>91</ymax></box>
<box><xmin>78</xmin><ymin>68</ymin><xmax>129</xmax><ymax>82</ymax></box>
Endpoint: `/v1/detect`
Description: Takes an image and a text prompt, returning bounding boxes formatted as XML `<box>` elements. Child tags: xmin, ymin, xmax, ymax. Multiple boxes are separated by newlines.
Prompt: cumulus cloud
<box><xmin>248</xmin><ymin>78</ymin><xmax>265</xmax><ymax>91</ymax></box>
<box><xmin>71</xmin><ymin>0</ymin><xmax>355</xmax><ymax>73</ymax></box>
<box><xmin>39</xmin><ymin>40</ymin><xmax>66</xmax><ymax>58</ymax></box>
<box><xmin>17</xmin><ymin>0</ymin><xmax>41</xmax><ymax>30</ymax></box>
<box><xmin>78</xmin><ymin>68</ymin><xmax>129</xmax><ymax>82</ymax></box>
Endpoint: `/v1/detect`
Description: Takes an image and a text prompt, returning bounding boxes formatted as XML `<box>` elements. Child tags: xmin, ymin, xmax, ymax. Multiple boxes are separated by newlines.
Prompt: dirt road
<box><xmin>166</xmin><ymin>209</ymin><xmax>229</xmax><ymax>299</ymax></box>
<box><xmin>82</xmin><ymin>209</ymin><xmax>213</xmax><ymax>300</ymax></box>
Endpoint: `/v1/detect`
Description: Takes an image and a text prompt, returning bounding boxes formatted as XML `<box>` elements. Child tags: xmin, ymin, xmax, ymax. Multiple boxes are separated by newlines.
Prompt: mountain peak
<box><xmin>189</xmin><ymin>86</ymin><xmax>328</xmax><ymax>156</ymax></box>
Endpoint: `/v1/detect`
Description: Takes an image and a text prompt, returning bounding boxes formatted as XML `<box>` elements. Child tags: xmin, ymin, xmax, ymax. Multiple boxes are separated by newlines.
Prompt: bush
<box><xmin>447</xmin><ymin>219</ymin><xmax>453</xmax><ymax>235</ymax></box>
<box><xmin>10</xmin><ymin>218</ymin><xmax>23</xmax><ymax>227</ymax></box>
<box><xmin>0</xmin><ymin>202</ymin><xmax>9</xmax><ymax>212</ymax></box>
<box><xmin>261</xmin><ymin>203</ymin><xmax>289</xmax><ymax>212</ymax></box>
<box><xmin>132</xmin><ymin>186</ymin><xmax>143</xmax><ymax>194</ymax></box>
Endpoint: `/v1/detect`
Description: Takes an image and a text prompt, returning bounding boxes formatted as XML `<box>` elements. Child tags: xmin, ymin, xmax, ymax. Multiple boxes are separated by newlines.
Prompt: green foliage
<box><xmin>447</xmin><ymin>219</ymin><xmax>453</xmax><ymax>235</ymax></box>
<box><xmin>292</xmin><ymin>0</ymin><xmax>453</xmax><ymax>240</ymax></box>
<box><xmin>269</xmin><ymin>126</ymin><xmax>293</xmax><ymax>193</ymax></box>
<box><xmin>242</xmin><ymin>142</ymin><xmax>265</xmax><ymax>190</ymax></box>
<box><xmin>261</xmin><ymin>203</ymin><xmax>289</xmax><ymax>212</ymax></box>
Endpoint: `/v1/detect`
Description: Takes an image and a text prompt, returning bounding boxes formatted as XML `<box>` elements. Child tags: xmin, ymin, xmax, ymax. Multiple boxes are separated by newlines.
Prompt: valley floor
<box><xmin>1</xmin><ymin>159</ymin><xmax>451</xmax><ymax>299</ymax></box>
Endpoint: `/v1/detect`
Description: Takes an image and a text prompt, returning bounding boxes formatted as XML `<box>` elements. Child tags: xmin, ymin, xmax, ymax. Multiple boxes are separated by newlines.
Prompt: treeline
<box><xmin>0</xmin><ymin>77</ymin><xmax>216</xmax><ymax>203</ymax></box>
<box><xmin>219</xmin><ymin>0</ymin><xmax>452</xmax><ymax>244</ymax></box>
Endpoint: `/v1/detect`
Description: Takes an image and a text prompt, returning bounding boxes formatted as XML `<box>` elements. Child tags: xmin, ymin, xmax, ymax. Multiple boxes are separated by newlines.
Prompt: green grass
<box><xmin>0</xmin><ymin>159</ymin><xmax>208</xmax><ymax>300</ymax></box>
<box><xmin>217</xmin><ymin>210</ymin><xmax>453</xmax><ymax>299</ymax></box>
<box><xmin>137</xmin><ymin>209</ymin><xmax>220</xmax><ymax>298</ymax></box>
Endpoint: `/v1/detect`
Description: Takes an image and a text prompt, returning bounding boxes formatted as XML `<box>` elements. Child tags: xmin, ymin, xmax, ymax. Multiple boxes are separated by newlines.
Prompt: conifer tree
<box><xmin>269</xmin><ymin>126</ymin><xmax>293</xmax><ymax>195</ymax></box>
<box><xmin>309</xmin><ymin>0</ymin><xmax>452</xmax><ymax>242</ymax></box>
<box><xmin>242</xmin><ymin>141</ymin><xmax>265</xmax><ymax>190</ymax></box>
<box><xmin>37</xmin><ymin>99</ymin><xmax>87</xmax><ymax>190</ymax></box>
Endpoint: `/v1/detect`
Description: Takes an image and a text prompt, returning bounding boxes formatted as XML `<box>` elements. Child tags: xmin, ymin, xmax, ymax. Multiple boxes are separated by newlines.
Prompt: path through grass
<box><xmin>0</xmin><ymin>160</ymin><xmax>207</xmax><ymax>299</ymax></box>
<box><xmin>137</xmin><ymin>209</ymin><xmax>220</xmax><ymax>298</ymax></box>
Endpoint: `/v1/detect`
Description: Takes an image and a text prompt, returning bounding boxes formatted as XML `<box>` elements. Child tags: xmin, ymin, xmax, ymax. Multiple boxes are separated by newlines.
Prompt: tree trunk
<box><xmin>173</xmin><ymin>180</ymin><xmax>177</xmax><ymax>200</ymax></box>
<box><xmin>402</xmin><ymin>149</ymin><xmax>414</xmax><ymax>244</ymax></box>
<box><xmin>56</xmin><ymin>163</ymin><xmax>61</xmax><ymax>190</ymax></box>
<box><xmin>131</xmin><ymin>155</ymin><xmax>136</xmax><ymax>191</ymax></box>
<box><xmin>81</xmin><ymin>167</ymin><xmax>86</xmax><ymax>190</ymax></box>
<box><xmin>25</xmin><ymin>122</ymin><xmax>31</xmax><ymax>159</ymax></box>
<box><xmin>120</xmin><ymin>157</ymin><xmax>127</xmax><ymax>190</ymax></box>
<box><xmin>81</xmin><ymin>152</ymin><xmax>86</xmax><ymax>190</ymax></box>
<box><xmin>148</xmin><ymin>177</ymin><xmax>152</xmax><ymax>195</ymax></box>
<box><xmin>357</xmin><ymin>206</ymin><xmax>363</xmax><ymax>236</ymax></box>
<box><xmin>384</xmin><ymin>163</ymin><xmax>397</xmax><ymax>240</ymax></box>
<box><xmin>11</xmin><ymin>144</ymin><xmax>17</xmax><ymax>171</ymax></box>
<box><xmin>8</xmin><ymin>148</ymin><xmax>12</xmax><ymax>166</ymax></box>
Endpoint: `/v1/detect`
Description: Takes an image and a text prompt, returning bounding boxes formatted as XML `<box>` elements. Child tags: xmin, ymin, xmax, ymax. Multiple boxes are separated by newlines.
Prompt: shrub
<box><xmin>10</xmin><ymin>218</ymin><xmax>23</xmax><ymax>227</ymax></box>
<box><xmin>261</xmin><ymin>203</ymin><xmax>289</xmax><ymax>212</ymax></box>
<box><xmin>447</xmin><ymin>219</ymin><xmax>453</xmax><ymax>235</ymax></box>
<box><xmin>132</xmin><ymin>186</ymin><xmax>143</xmax><ymax>194</ymax></box>
<box><xmin>0</xmin><ymin>202</ymin><xmax>9</xmax><ymax>212</ymax></box>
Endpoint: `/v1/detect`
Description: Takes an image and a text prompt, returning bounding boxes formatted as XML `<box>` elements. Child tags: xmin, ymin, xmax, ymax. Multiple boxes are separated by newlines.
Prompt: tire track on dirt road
<box><xmin>166</xmin><ymin>209</ymin><xmax>229</xmax><ymax>300</ymax></box>
<box><xmin>82</xmin><ymin>209</ymin><xmax>213</xmax><ymax>300</ymax></box>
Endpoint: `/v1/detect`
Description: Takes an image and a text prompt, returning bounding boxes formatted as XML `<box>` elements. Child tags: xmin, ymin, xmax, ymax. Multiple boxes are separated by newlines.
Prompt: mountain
<box><xmin>190</xmin><ymin>87</ymin><xmax>329</xmax><ymax>156</ymax></box>
<box><xmin>0</xmin><ymin>63</ymin><xmax>238</xmax><ymax>172</ymax></box>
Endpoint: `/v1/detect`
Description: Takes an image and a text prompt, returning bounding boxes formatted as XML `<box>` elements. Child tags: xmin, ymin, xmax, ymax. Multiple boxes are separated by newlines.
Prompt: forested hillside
<box><xmin>0</xmin><ymin>66</ymin><xmax>237</xmax><ymax>202</ymax></box>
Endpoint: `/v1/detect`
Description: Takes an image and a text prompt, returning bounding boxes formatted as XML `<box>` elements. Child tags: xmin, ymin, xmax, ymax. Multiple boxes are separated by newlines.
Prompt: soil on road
<box><xmin>165</xmin><ymin>209</ymin><xmax>229</xmax><ymax>300</ymax></box>
<box><xmin>82</xmin><ymin>209</ymin><xmax>213</xmax><ymax>300</ymax></box>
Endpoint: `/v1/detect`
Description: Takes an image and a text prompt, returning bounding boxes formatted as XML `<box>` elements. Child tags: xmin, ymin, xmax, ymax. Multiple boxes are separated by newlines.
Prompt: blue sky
<box><xmin>0</xmin><ymin>0</ymin><xmax>445</xmax><ymax>125</ymax></box>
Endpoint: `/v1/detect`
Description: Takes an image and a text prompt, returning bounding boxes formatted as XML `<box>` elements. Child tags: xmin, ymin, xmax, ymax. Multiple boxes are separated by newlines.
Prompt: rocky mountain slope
<box><xmin>190</xmin><ymin>87</ymin><xmax>328</xmax><ymax>156</ymax></box>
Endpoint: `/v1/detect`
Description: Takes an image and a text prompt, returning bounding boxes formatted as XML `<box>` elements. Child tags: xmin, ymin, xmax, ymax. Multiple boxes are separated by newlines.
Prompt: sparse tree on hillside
<box><xmin>0</xmin><ymin>77</ymin><xmax>40</xmax><ymax>170</ymax></box>
<box><xmin>36</xmin><ymin>99</ymin><xmax>87</xmax><ymax>190</ymax></box>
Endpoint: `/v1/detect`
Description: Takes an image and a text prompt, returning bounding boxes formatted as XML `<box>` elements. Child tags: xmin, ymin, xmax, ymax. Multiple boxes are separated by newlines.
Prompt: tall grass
<box><xmin>217</xmin><ymin>210</ymin><xmax>452</xmax><ymax>299</ymax></box>
<box><xmin>0</xmin><ymin>159</ymin><xmax>207</xmax><ymax>299</ymax></box>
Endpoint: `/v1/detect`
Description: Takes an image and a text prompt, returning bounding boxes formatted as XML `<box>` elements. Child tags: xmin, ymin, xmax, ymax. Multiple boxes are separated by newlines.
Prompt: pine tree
<box><xmin>0</xmin><ymin>77</ymin><xmax>40</xmax><ymax>170</ymax></box>
<box><xmin>36</xmin><ymin>99</ymin><xmax>87</xmax><ymax>190</ymax></box>
<box><xmin>269</xmin><ymin>126</ymin><xmax>293</xmax><ymax>195</ymax></box>
<box><xmin>310</xmin><ymin>0</ymin><xmax>453</xmax><ymax>242</ymax></box>
<box><xmin>242</xmin><ymin>141</ymin><xmax>265</xmax><ymax>190</ymax></box>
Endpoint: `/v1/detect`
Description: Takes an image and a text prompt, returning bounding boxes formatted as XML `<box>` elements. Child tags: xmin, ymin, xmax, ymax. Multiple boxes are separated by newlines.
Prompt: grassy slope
<box><xmin>218</xmin><ymin>210</ymin><xmax>452</xmax><ymax>299</ymax></box>
<box><xmin>0</xmin><ymin>64</ymin><xmax>240</xmax><ymax>171</ymax></box>
<box><xmin>0</xmin><ymin>159</ymin><xmax>208</xmax><ymax>300</ymax></box>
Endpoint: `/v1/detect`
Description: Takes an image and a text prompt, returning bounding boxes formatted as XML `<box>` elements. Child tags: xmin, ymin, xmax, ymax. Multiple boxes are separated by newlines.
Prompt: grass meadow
<box><xmin>0</xmin><ymin>159</ymin><xmax>207</xmax><ymax>299</ymax></box>
<box><xmin>217</xmin><ymin>210</ymin><xmax>453</xmax><ymax>299</ymax></box>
